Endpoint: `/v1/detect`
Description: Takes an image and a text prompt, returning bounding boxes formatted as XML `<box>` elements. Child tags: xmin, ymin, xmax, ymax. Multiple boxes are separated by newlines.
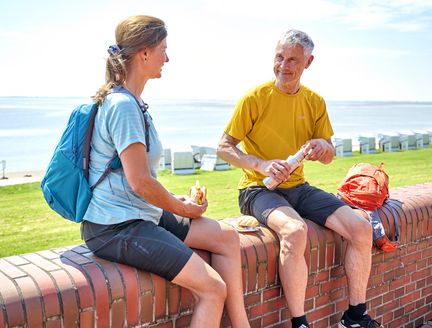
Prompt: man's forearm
<box><xmin>217</xmin><ymin>143</ymin><xmax>261</xmax><ymax>171</ymax></box>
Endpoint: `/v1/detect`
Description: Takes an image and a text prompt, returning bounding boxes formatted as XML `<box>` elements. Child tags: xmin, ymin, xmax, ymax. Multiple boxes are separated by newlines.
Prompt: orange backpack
<box><xmin>337</xmin><ymin>162</ymin><xmax>389</xmax><ymax>211</ymax></box>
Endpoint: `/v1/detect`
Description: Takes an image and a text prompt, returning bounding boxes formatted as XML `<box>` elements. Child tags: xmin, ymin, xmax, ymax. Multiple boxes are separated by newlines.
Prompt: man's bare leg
<box><xmin>325</xmin><ymin>206</ymin><xmax>372</xmax><ymax>305</ymax></box>
<box><xmin>267</xmin><ymin>206</ymin><xmax>309</xmax><ymax>318</ymax></box>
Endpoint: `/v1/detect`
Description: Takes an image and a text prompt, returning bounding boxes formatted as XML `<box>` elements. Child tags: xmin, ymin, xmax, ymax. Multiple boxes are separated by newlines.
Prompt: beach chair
<box><xmin>171</xmin><ymin>151</ymin><xmax>195</xmax><ymax>175</ymax></box>
<box><xmin>159</xmin><ymin>148</ymin><xmax>172</xmax><ymax>169</ymax></box>
<box><xmin>358</xmin><ymin>136</ymin><xmax>376</xmax><ymax>154</ymax></box>
<box><xmin>334</xmin><ymin>138</ymin><xmax>352</xmax><ymax>156</ymax></box>
<box><xmin>378</xmin><ymin>134</ymin><xmax>400</xmax><ymax>152</ymax></box>
<box><xmin>414</xmin><ymin>131</ymin><xmax>430</xmax><ymax>148</ymax></box>
<box><xmin>399</xmin><ymin>132</ymin><xmax>416</xmax><ymax>150</ymax></box>
<box><xmin>200</xmin><ymin>154</ymin><xmax>230</xmax><ymax>171</ymax></box>
<box><xmin>190</xmin><ymin>145</ymin><xmax>217</xmax><ymax>169</ymax></box>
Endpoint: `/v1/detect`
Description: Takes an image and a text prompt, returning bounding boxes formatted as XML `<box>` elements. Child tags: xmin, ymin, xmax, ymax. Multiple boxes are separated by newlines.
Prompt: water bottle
<box><xmin>262</xmin><ymin>146</ymin><xmax>307</xmax><ymax>190</ymax></box>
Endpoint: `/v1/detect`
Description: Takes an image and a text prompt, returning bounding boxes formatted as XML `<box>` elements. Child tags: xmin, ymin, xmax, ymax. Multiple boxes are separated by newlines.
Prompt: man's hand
<box><xmin>304</xmin><ymin>138</ymin><xmax>334</xmax><ymax>164</ymax></box>
<box><xmin>258</xmin><ymin>159</ymin><xmax>292</xmax><ymax>184</ymax></box>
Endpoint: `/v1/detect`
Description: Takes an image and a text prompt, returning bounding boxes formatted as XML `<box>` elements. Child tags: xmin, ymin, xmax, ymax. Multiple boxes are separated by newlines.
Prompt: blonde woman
<box><xmin>81</xmin><ymin>15</ymin><xmax>250</xmax><ymax>328</ymax></box>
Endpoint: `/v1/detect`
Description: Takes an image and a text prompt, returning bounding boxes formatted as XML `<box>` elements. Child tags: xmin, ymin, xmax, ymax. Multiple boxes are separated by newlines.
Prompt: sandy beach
<box><xmin>0</xmin><ymin>170</ymin><xmax>44</xmax><ymax>187</ymax></box>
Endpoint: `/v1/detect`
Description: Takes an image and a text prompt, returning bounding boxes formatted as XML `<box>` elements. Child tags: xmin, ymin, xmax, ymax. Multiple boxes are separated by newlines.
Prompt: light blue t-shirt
<box><xmin>83</xmin><ymin>91</ymin><xmax>163</xmax><ymax>225</ymax></box>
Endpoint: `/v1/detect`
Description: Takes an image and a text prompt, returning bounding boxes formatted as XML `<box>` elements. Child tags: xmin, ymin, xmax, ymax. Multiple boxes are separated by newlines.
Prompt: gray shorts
<box><xmin>81</xmin><ymin>211</ymin><xmax>193</xmax><ymax>281</ymax></box>
<box><xmin>239</xmin><ymin>183</ymin><xmax>346</xmax><ymax>226</ymax></box>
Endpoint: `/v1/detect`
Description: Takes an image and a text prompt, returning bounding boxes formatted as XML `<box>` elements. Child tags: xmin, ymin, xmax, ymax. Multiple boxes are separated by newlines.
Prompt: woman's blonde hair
<box><xmin>93</xmin><ymin>15</ymin><xmax>167</xmax><ymax>105</ymax></box>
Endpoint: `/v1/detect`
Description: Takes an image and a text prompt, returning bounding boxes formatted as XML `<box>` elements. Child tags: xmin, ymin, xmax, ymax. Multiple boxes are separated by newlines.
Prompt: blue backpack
<box><xmin>41</xmin><ymin>88</ymin><xmax>149</xmax><ymax>222</ymax></box>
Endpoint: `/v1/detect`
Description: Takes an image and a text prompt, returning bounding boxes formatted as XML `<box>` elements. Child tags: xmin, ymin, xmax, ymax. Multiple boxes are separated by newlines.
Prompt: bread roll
<box><xmin>237</xmin><ymin>215</ymin><xmax>260</xmax><ymax>227</ymax></box>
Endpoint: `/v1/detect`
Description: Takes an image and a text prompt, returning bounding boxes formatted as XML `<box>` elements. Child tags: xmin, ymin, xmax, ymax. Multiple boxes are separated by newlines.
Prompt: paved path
<box><xmin>0</xmin><ymin>174</ymin><xmax>43</xmax><ymax>187</ymax></box>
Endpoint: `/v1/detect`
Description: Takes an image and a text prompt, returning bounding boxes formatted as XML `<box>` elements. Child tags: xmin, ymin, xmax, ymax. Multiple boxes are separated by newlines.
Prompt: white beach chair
<box><xmin>334</xmin><ymin>138</ymin><xmax>352</xmax><ymax>156</ymax></box>
<box><xmin>159</xmin><ymin>148</ymin><xmax>172</xmax><ymax>170</ymax></box>
<box><xmin>378</xmin><ymin>134</ymin><xmax>400</xmax><ymax>152</ymax></box>
<box><xmin>414</xmin><ymin>131</ymin><xmax>430</xmax><ymax>148</ymax></box>
<box><xmin>427</xmin><ymin>130</ymin><xmax>432</xmax><ymax>147</ymax></box>
<box><xmin>171</xmin><ymin>151</ymin><xmax>195</xmax><ymax>175</ymax></box>
<box><xmin>190</xmin><ymin>146</ymin><xmax>218</xmax><ymax>169</ymax></box>
<box><xmin>199</xmin><ymin>154</ymin><xmax>230</xmax><ymax>171</ymax></box>
<box><xmin>358</xmin><ymin>136</ymin><xmax>376</xmax><ymax>154</ymax></box>
<box><xmin>399</xmin><ymin>132</ymin><xmax>417</xmax><ymax>151</ymax></box>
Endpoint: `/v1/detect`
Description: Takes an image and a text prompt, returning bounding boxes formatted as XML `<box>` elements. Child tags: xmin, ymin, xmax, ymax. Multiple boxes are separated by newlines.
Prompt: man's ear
<box><xmin>305</xmin><ymin>55</ymin><xmax>314</xmax><ymax>69</ymax></box>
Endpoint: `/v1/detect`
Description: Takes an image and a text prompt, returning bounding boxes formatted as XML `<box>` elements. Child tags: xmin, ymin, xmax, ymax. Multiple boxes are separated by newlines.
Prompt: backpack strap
<box><xmin>384</xmin><ymin>199</ymin><xmax>400</xmax><ymax>242</ymax></box>
<box><xmin>90</xmin><ymin>154</ymin><xmax>119</xmax><ymax>191</ymax></box>
<box><xmin>89</xmin><ymin>86</ymin><xmax>151</xmax><ymax>190</ymax></box>
<box><xmin>83</xmin><ymin>103</ymin><xmax>99</xmax><ymax>180</ymax></box>
<box><xmin>109</xmin><ymin>86</ymin><xmax>151</xmax><ymax>152</ymax></box>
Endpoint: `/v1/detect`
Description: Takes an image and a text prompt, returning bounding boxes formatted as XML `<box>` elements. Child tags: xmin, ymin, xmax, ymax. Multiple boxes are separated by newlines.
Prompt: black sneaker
<box><xmin>339</xmin><ymin>311</ymin><xmax>383</xmax><ymax>328</ymax></box>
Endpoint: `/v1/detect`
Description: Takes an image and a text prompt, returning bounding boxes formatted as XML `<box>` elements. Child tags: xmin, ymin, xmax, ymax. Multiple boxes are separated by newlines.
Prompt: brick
<box><xmin>79</xmin><ymin>310</ymin><xmax>95</xmax><ymax>328</ymax></box>
<box><xmin>50</xmin><ymin>269</ymin><xmax>79</xmax><ymax>328</ymax></box>
<box><xmin>116</xmin><ymin>263</ymin><xmax>139</xmax><ymax>326</ymax></box>
<box><xmin>140</xmin><ymin>294</ymin><xmax>153</xmax><ymax>324</ymax></box>
<box><xmin>244</xmin><ymin>291</ymin><xmax>261</xmax><ymax>307</ymax></box>
<box><xmin>0</xmin><ymin>259</ymin><xmax>27</xmax><ymax>278</ymax></box>
<box><xmin>173</xmin><ymin>314</ymin><xmax>192</xmax><ymax>328</ymax></box>
<box><xmin>22</xmin><ymin>253</ymin><xmax>60</xmax><ymax>272</ymax></box>
<box><xmin>0</xmin><ymin>271</ymin><xmax>25</xmax><ymax>326</ymax></box>
<box><xmin>262</xmin><ymin>311</ymin><xmax>280</xmax><ymax>326</ymax></box>
<box><xmin>320</xmin><ymin>276</ymin><xmax>346</xmax><ymax>294</ymax></box>
<box><xmin>63</xmin><ymin>249</ymin><xmax>94</xmax><ymax>266</ymax></box>
<box><xmin>259</xmin><ymin>227</ymin><xmax>279</xmax><ymax>285</ymax></box>
<box><xmin>4</xmin><ymin>255</ymin><xmax>29</xmax><ymax>266</ymax></box>
<box><xmin>257</xmin><ymin>263</ymin><xmax>267</xmax><ymax>289</ymax></box>
<box><xmin>19</xmin><ymin>263</ymin><xmax>61</xmax><ymax>319</ymax></box>
<box><xmin>45</xmin><ymin>319</ymin><xmax>62</xmax><ymax>328</ymax></box>
<box><xmin>239</xmin><ymin>236</ymin><xmax>258</xmax><ymax>292</ymax></box>
<box><xmin>16</xmin><ymin>276</ymin><xmax>43</xmax><ymax>326</ymax></box>
<box><xmin>307</xmin><ymin>303</ymin><xmax>335</xmax><ymax>322</ymax></box>
<box><xmin>53</xmin><ymin>259</ymin><xmax>94</xmax><ymax>309</ymax></box>
<box><xmin>179</xmin><ymin>286</ymin><xmax>193</xmax><ymax>313</ymax></box>
<box><xmin>263</xmin><ymin>286</ymin><xmax>280</xmax><ymax>301</ymax></box>
<box><xmin>80</xmin><ymin>262</ymin><xmax>109</xmax><ymax>327</ymax></box>
<box><xmin>167</xmin><ymin>283</ymin><xmax>180</xmax><ymax>316</ymax></box>
<box><xmin>152</xmin><ymin>274</ymin><xmax>167</xmax><ymax>320</ymax></box>
<box><xmin>110</xmin><ymin>301</ymin><xmax>125</xmax><ymax>327</ymax></box>
<box><xmin>36</xmin><ymin>250</ymin><xmax>63</xmax><ymax>260</ymax></box>
<box><xmin>243</xmin><ymin>234</ymin><xmax>268</xmax><ymax>264</ymax></box>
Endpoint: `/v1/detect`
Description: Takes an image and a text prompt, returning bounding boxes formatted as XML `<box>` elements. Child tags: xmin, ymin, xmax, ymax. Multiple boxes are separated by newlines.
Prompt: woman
<box><xmin>81</xmin><ymin>15</ymin><xmax>250</xmax><ymax>328</ymax></box>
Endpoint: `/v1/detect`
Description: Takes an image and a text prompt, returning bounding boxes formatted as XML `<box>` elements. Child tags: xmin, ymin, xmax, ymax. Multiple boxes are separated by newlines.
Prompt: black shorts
<box><xmin>81</xmin><ymin>211</ymin><xmax>193</xmax><ymax>281</ymax></box>
<box><xmin>239</xmin><ymin>183</ymin><xmax>346</xmax><ymax>227</ymax></box>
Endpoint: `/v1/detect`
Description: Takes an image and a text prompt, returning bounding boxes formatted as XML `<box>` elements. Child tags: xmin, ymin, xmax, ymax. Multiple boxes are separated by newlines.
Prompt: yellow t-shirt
<box><xmin>224</xmin><ymin>81</ymin><xmax>334</xmax><ymax>189</ymax></box>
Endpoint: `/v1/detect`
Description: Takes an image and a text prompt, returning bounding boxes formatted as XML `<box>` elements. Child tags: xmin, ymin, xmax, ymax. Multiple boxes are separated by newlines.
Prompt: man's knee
<box><xmin>278</xmin><ymin>220</ymin><xmax>308</xmax><ymax>257</ymax></box>
<box><xmin>348</xmin><ymin>212</ymin><xmax>373</xmax><ymax>246</ymax></box>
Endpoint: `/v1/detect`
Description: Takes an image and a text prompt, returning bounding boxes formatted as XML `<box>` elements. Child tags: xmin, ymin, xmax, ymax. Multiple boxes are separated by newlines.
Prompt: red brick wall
<box><xmin>0</xmin><ymin>183</ymin><xmax>431</xmax><ymax>328</ymax></box>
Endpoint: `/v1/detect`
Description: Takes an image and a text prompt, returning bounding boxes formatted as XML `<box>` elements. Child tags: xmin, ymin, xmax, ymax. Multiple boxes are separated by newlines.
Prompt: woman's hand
<box><xmin>180</xmin><ymin>197</ymin><xmax>208</xmax><ymax>219</ymax></box>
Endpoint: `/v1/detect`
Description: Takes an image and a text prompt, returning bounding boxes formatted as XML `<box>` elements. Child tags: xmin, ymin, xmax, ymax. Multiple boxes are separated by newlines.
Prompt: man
<box><xmin>217</xmin><ymin>30</ymin><xmax>382</xmax><ymax>328</ymax></box>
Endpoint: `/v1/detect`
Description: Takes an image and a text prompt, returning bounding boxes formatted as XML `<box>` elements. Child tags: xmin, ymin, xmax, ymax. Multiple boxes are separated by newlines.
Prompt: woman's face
<box><xmin>146</xmin><ymin>38</ymin><xmax>169</xmax><ymax>79</ymax></box>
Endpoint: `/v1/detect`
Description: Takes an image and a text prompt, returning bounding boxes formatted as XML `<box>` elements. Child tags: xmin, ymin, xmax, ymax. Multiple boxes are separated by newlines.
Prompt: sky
<box><xmin>0</xmin><ymin>0</ymin><xmax>431</xmax><ymax>101</ymax></box>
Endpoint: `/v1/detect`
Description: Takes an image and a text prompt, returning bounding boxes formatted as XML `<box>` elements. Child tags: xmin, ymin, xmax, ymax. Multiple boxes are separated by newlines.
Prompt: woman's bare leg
<box><xmin>184</xmin><ymin>217</ymin><xmax>250</xmax><ymax>328</ymax></box>
<box><xmin>172</xmin><ymin>252</ymin><xmax>227</xmax><ymax>328</ymax></box>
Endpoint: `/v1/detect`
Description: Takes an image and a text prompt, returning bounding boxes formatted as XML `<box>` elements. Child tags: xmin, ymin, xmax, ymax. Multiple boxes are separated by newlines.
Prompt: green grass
<box><xmin>1</xmin><ymin>148</ymin><xmax>431</xmax><ymax>257</ymax></box>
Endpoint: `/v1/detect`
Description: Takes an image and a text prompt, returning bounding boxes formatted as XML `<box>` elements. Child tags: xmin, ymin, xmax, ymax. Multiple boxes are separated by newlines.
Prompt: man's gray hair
<box><xmin>279</xmin><ymin>29</ymin><xmax>314</xmax><ymax>55</ymax></box>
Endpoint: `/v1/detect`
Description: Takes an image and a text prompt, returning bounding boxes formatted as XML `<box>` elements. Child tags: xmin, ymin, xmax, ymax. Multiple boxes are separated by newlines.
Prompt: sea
<box><xmin>0</xmin><ymin>96</ymin><xmax>431</xmax><ymax>173</ymax></box>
